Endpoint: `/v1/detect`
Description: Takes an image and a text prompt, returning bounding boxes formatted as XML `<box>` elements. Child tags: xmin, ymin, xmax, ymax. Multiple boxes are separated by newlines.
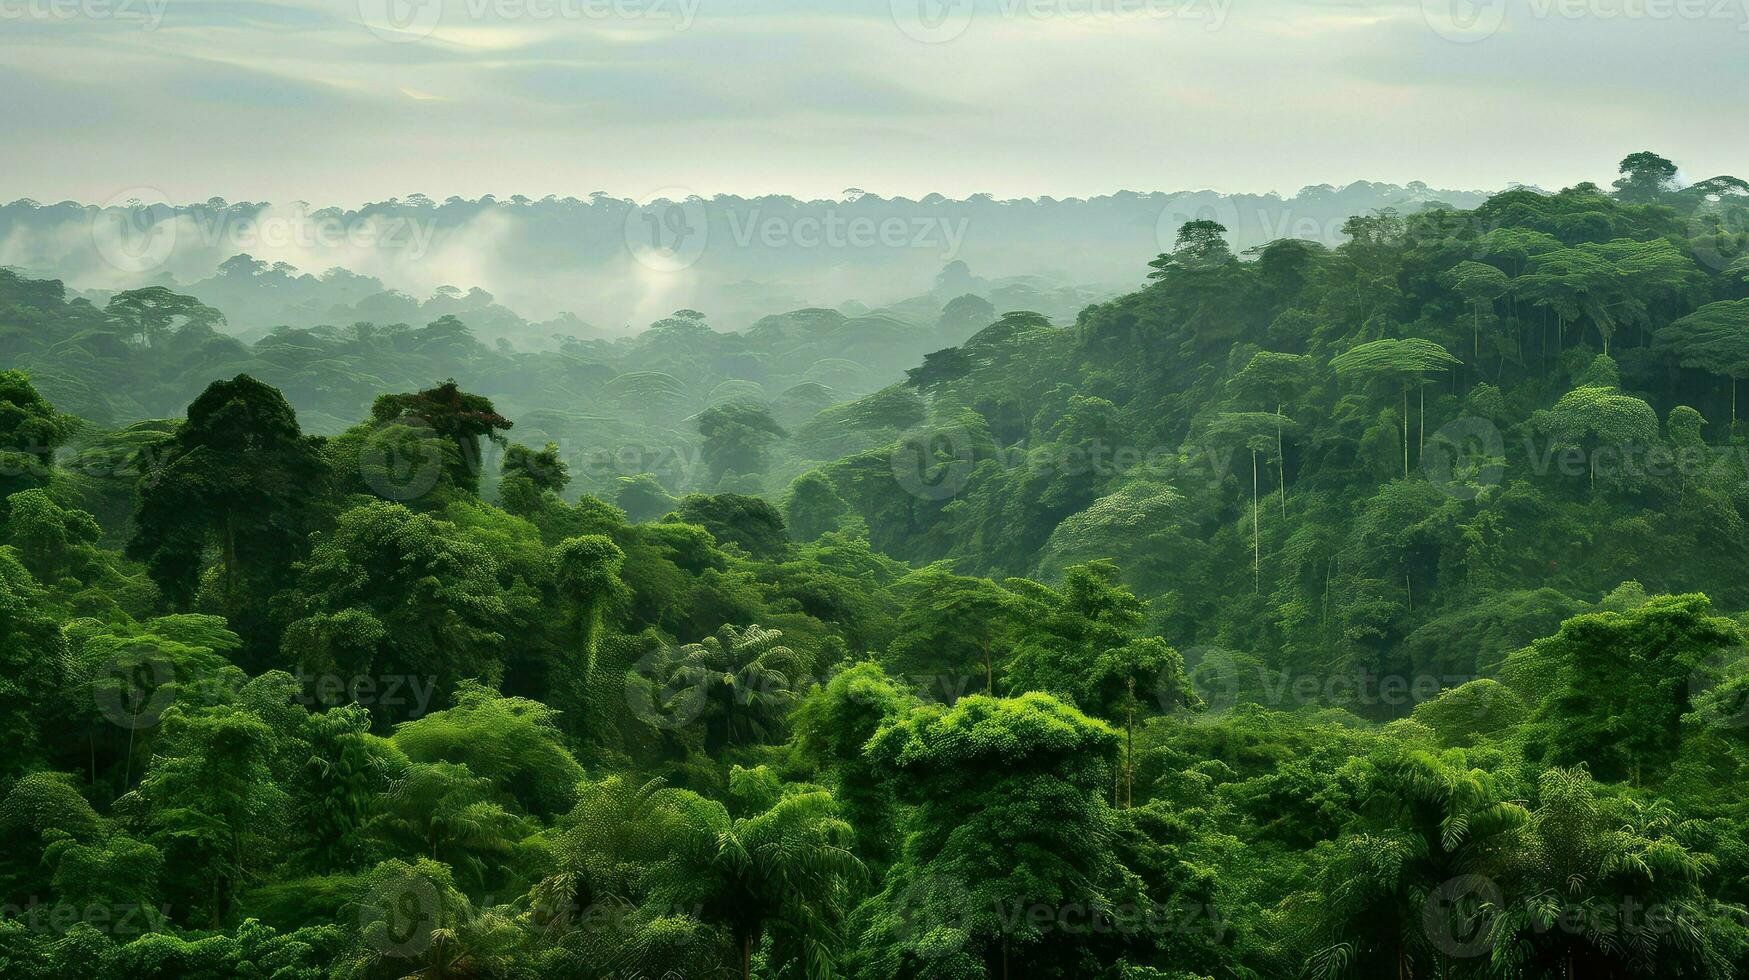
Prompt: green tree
<box><xmin>1149</xmin><ymin>219</ymin><xmax>1233</xmax><ymax>276</ymax></box>
<box><xmin>1441</xmin><ymin>260</ymin><xmax>1513</xmax><ymax>360</ymax></box>
<box><xmin>0</xmin><ymin>370</ymin><xmax>79</xmax><ymax>497</ymax></box>
<box><xmin>1085</xmin><ymin>637</ymin><xmax>1201</xmax><ymax>808</ymax></box>
<box><xmin>550</xmin><ymin>534</ymin><xmax>627</xmax><ymax>668</ymax></box>
<box><xmin>121</xmin><ymin>704</ymin><xmax>286</xmax><ymax>927</ymax></box>
<box><xmin>279</xmin><ymin>501</ymin><xmax>511</xmax><ymax>724</ymax></box>
<box><xmin>888</xmin><ymin>569</ymin><xmax>1022</xmax><ymax>696</ymax></box>
<box><xmin>668</xmin><ymin>624</ymin><xmax>808</xmax><ymax>751</ymax></box>
<box><xmin>126</xmin><ymin>375</ymin><xmax>328</xmax><ymax>616</ymax></box>
<box><xmin>1612</xmin><ymin>150</ymin><xmax>1679</xmax><ymax>203</ymax></box>
<box><xmin>1331</xmin><ymin>338</ymin><xmax>1462</xmax><ymax>478</ymax></box>
<box><xmin>1508</xmin><ymin>594</ymin><xmax>1740</xmax><ymax>784</ymax></box>
<box><xmin>696</xmin><ymin>401</ymin><xmax>786</xmax><ymax>485</ymax></box>
<box><xmin>783</xmin><ymin>470</ymin><xmax>852</xmax><ymax>542</ymax></box>
<box><xmin>2</xmin><ymin>489</ymin><xmax>101</xmax><ymax>582</ymax></box>
<box><xmin>675</xmin><ymin>492</ymin><xmax>789</xmax><ymax>559</ymax></box>
<box><xmin>1488</xmin><ymin>767</ymin><xmax>1740</xmax><ymax>977</ymax></box>
<box><xmin>648</xmin><ymin>783</ymin><xmax>864</xmax><ymax>980</ymax></box>
<box><xmin>104</xmin><ymin>287</ymin><xmax>224</xmax><ymax>349</ymax></box>
<box><xmin>369</xmin><ymin>380</ymin><xmax>512</xmax><ymax>496</ymax></box>
<box><xmin>1227</xmin><ymin>351</ymin><xmax>1314</xmax><ymax>512</ymax></box>
<box><xmin>792</xmin><ymin>661</ymin><xmax>918</xmax><ymax>869</ymax></box>
<box><xmin>1535</xmin><ymin>384</ymin><xmax>1659</xmax><ymax>490</ymax></box>
<box><xmin>1520</xmin><ymin>239</ymin><xmax>1697</xmax><ymax>354</ymax></box>
<box><xmin>1306</xmin><ymin>750</ymin><xmax>1530</xmax><ymax>980</ymax></box>
<box><xmin>1208</xmin><ymin>412</ymin><xmax>1294</xmax><ymax>589</ymax></box>
<box><xmin>858</xmin><ymin>693</ymin><xmax>1120</xmax><ymax>979</ymax></box>
<box><xmin>615</xmin><ymin>473</ymin><xmax>678</xmax><ymax>523</ymax></box>
<box><xmin>392</xmin><ymin>683</ymin><xmax>586</xmax><ymax>819</ymax></box>
<box><xmin>1655</xmin><ymin>299</ymin><xmax>1749</xmax><ymax>427</ymax></box>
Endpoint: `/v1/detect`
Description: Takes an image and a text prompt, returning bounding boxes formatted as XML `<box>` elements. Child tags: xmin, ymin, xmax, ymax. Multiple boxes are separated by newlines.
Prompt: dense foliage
<box><xmin>2</xmin><ymin>154</ymin><xmax>1749</xmax><ymax>978</ymax></box>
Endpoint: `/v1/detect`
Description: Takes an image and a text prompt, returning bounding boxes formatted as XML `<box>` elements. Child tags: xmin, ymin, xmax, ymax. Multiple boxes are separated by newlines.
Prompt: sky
<box><xmin>3</xmin><ymin>0</ymin><xmax>1748</xmax><ymax>206</ymax></box>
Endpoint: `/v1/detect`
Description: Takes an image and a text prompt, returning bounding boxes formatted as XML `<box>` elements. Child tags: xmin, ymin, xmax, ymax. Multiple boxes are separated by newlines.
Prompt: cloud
<box><xmin>1</xmin><ymin>0</ymin><xmax>1745</xmax><ymax>204</ymax></box>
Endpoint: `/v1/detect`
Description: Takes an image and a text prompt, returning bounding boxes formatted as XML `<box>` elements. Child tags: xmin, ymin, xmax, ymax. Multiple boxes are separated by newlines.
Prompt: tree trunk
<box><xmin>1125</xmin><ymin>682</ymin><xmax>1135</xmax><ymax>809</ymax></box>
<box><xmin>1251</xmin><ymin>449</ymin><xmax>1260</xmax><ymax>593</ymax></box>
<box><xmin>1402</xmin><ymin>386</ymin><xmax>1410</xmax><ymax>478</ymax></box>
<box><xmin>1419</xmin><ymin>383</ymin><xmax>1426</xmax><ymax>461</ymax></box>
<box><xmin>743</xmin><ymin>931</ymin><xmax>753</xmax><ymax>980</ymax></box>
<box><xmin>1276</xmin><ymin>401</ymin><xmax>1286</xmax><ymax>516</ymax></box>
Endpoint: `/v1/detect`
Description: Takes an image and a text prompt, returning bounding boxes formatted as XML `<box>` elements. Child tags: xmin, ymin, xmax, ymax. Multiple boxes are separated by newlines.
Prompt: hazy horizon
<box><xmin>6</xmin><ymin>0</ymin><xmax>1749</xmax><ymax>205</ymax></box>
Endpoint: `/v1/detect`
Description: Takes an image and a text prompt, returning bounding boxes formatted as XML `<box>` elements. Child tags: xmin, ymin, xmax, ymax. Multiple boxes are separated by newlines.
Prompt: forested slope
<box><xmin>0</xmin><ymin>154</ymin><xmax>1747</xmax><ymax>979</ymax></box>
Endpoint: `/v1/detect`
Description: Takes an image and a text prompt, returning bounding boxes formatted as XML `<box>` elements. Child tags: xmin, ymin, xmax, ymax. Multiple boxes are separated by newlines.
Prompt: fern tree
<box><xmin>647</xmin><ymin>783</ymin><xmax>865</xmax><ymax>980</ymax></box>
<box><xmin>1306</xmin><ymin>749</ymin><xmax>1530</xmax><ymax>980</ymax></box>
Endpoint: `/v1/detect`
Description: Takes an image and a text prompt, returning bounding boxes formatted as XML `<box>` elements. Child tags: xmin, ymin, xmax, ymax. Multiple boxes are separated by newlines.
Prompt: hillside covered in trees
<box><xmin>3</xmin><ymin>153</ymin><xmax>1749</xmax><ymax>980</ymax></box>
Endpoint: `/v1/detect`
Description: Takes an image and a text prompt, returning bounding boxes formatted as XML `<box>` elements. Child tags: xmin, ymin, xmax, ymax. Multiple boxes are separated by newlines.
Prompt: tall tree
<box><xmin>126</xmin><ymin>375</ymin><xmax>327</xmax><ymax>631</ymax></box>
<box><xmin>1441</xmin><ymin>260</ymin><xmax>1513</xmax><ymax>360</ymax></box>
<box><xmin>859</xmin><ymin>693</ymin><xmax>1120</xmax><ymax>979</ymax></box>
<box><xmin>1227</xmin><ymin>351</ymin><xmax>1313</xmax><ymax>513</ymax></box>
<box><xmin>1655</xmin><ymin>298</ymin><xmax>1749</xmax><ymax>427</ymax></box>
<box><xmin>1612</xmin><ymin>150</ymin><xmax>1679</xmax><ymax>203</ymax></box>
<box><xmin>369</xmin><ymin>380</ymin><xmax>512</xmax><ymax>496</ymax></box>
<box><xmin>1331</xmin><ymin>339</ymin><xmax>1462</xmax><ymax>478</ymax></box>
<box><xmin>1535</xmin><ymin>384</ymin><xmax>1659</xmax><ymax>490</ymax></box>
